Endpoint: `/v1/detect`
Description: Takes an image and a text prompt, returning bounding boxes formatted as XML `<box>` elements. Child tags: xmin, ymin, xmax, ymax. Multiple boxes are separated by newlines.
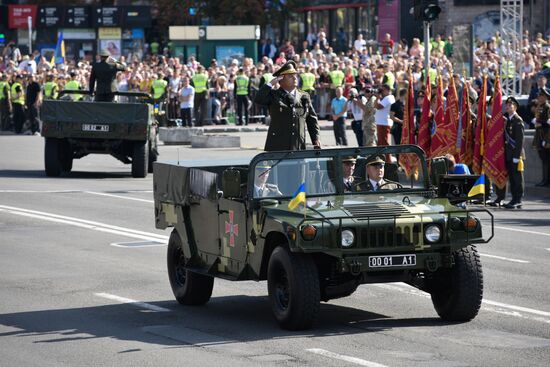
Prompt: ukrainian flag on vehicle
<box><xmin>468</xmin><ymin>175</ymin><xmax>485</xmax><ymax>197</ymax></box>
<box><xmin>288</xmin><ymin>182</ymin><xmax>306</xmax><ymax>210</ymax></box>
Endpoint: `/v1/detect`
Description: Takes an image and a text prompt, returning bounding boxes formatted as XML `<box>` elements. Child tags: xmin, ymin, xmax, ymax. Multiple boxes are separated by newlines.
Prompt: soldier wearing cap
<box><xmin>254</xmin><ymin>162</ymin><xmax>283</xmax><ymax>198</ymax></box>
<box><xmin>89</xmin><ymin>48</ymin><xmax>126</xmax><ymax>102</ymax></box>
<box><xmin>355</xmin><ymin>155</ymin><xmax>400</xmax><ymax>191</ymax></box>
<box><xmin>255</xmin><ymin>60</ymin><xmax>321</xmax><ymax>151</ymax></box>
<box><xmin>342</xmin><ymin>156</ymin><xmax>357</xmax><ymax>192</ymax></box>
<box><xmin>501</xmin><ymin>97</ymin><xmax>525</xmax><ymax>208</ymax></box>
<box><xmin>533</xmin><ymin>86</ymin><xmax>550</xmax><ymax>186</ymax></box>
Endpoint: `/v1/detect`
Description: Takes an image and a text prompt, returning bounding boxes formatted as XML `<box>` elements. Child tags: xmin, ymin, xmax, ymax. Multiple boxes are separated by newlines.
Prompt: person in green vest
<box><xmin>43</xmin><ymin>73</ymin><xmax>59</xmax><ymax>100</ymax></box>
<box><xmin>0</xmin><ymin>72</ymin><xmax>12</xmax><ymax>131</ymax></box>
<box><xmin>10</xmin><ymin>74</ymin><xmax>26</xmax><ymax>134</ymax></box>
<box><xmin>328</xmin><ymin>64</ymin><xmax>345</xmax><ymax>100</ymax></box>
<box><xmin>191</xmin><ymin>65</ymin><xmax>208</xmax><ymax>126</ymax></box>
<box><xmin>64</xmin><ymin>72</ymin><xmax>82</xmax><ymax>101</ymax></box>
<box><xmin>382</xmin><ymin>63</ymin><xmax>396</xmax><ymax>92</ymax></box>
<box><xmin>300</xmin><ymin>65</ymin><xmax>316</xmax><ymax>98</ymax></box>
<box><xmin>234</xmin><ymin>68</ymin><xmax>250</xmax><ymax>126</ymax></box>
<box><xmin>151</xmin><ymin>72</ymin><xmax>168</xmax><ymax>102</ymax></box>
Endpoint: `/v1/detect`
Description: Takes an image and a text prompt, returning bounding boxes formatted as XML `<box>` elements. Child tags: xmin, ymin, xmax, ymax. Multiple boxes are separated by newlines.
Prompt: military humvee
<box><xmin>41</xmin><ymin>91</ymin><xmax>158</xmax><ymax>178</ymax></box>
<box><xmin>153</xmin><ymin>145</ymin><xmax>493</xmax><ymax>330</ymax></box>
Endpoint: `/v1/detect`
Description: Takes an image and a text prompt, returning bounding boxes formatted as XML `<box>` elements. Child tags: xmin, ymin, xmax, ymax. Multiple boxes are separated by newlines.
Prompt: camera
<box><xmin>363</xmin><ymin>88</ymin><xmax>377</xmax><ymax>94</ymax></box>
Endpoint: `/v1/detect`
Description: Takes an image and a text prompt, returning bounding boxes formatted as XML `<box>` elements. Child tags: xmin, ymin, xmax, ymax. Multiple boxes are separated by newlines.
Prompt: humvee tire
<box><xmin>60</xmin><ymin>140</ymin><xmax>73</xmax><ymax>172</ymax></box>
<box><xmin>430</xmin><ymin>245</ymin><xmax>483</xmax><ymax>321</ymax></box>
<box><xmin>167</xmin><ymin>230</ymin><xmax>214</xmax><ymax>305</ymax></box>
<box><xmin>147</xmin><ymin>147</ymin><xmax>157</xmax><ymax>174</ymax></box>
<box><xmin>45</xmin><ymin>138</ymin><xmax>61</xmax><ymax>177</ymax></box>
<box><xmin>131</xmin><ymin>141</ymin><xmax>149</xmax><ymax>178</ymax></box>
<box><xmin>267</xmin><ymin>246</ymin><xmax>320</xmax><ymax>330</ymax></box>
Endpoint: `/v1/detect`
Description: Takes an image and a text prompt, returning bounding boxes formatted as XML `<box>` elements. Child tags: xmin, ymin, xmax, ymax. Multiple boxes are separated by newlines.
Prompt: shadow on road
<box><xmin>0</xmin><ymin>169</ymin><xmax>135</xmax><ymax>180</ymax></box>
<box><xmin>0</xmin><ymin>294</ymin><xmax>449</xmax><ymax>347</ymax></box>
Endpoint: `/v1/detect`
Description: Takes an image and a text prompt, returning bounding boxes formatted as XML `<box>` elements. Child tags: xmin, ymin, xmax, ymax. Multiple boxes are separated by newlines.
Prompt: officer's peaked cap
<box><xmin>273</xmin><ymin>60</ymin><xmax>298</xmax><ymax>77</ymax></box>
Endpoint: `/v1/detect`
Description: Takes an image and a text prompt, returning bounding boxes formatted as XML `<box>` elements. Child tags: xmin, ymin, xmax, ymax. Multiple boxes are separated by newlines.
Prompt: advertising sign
<box><xmin>65</xmin><ymin>7</ymin><xmax>91</xmax><ymax>28</ymax></box>
<box><xmin>93</xmin><ymin>7</ymin><xmax>122</xmax><ymax>27</ymax></box>
<box><xmin>123</xmin><ymin>6</ymin><xmax>151</xmax><ymax>28</ymax></box>
<box><xmin>38</xmin><ymin>6</ymin><xmax>63</xmax><ymax>28</ymax></box>
<box><xmin>8</xmin><ymin>5</ymin><xmax>38</xmax><ymax>29</ymax></box>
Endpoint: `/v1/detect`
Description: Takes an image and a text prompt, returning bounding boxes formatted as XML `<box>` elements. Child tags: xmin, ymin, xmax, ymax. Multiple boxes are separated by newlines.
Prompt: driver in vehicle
<box><xmin>356</xmin><ymin>155</ymin><xmax>399</xmax><ymax>191</ymax></box>
<box><xmin>254</xmin><ymin>162</ymin><xmax>283</xmax><ymax>198</ymax></box>
<box><xmin>342</xmin><ymin>156</ymin><xmax>358</xmax><ymax>192</ymax></box>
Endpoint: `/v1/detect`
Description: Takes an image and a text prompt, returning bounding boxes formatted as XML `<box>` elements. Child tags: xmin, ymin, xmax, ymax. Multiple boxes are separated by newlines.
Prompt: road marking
<box><xmin>373</xmin><ymin>283</ymin><xmax>550</xmax><ymax>323</ymax></box>
<box><xmin>0</xmin><ymin>205</ymin><xmax>168</xmax><ymax>243</ymax></box>
<box><xmin>94</xmin><ymin>292</ymin><xmax>170</xmax><ymax>312</ymax></box>
<box><xmin>84</xmin><ymin>191</ymin><xmax>154</xmax><ymax>203</ymax></box>
<box><xmin>479</xmin><ymin>253</ymin><xmax>530</xmax><ymax>264</ymax></box>
<box><xmin>306</xmin><ymin>348</ymin><xmax>388</xmax><ymax>367</ymax></box>
<box><xmin>110</xmin><ymin>240</ymin><xmax>166</xmax><ymax>248</ymax></box>
<box><xmin>0</xmin><ymin>190</ymin><xmax>81</xmax><ymax>193</ymax></box>
<box><xmin>495</xmin><ymin>226</ymin><xmax>550</xmax><ymax>237</ymax></box>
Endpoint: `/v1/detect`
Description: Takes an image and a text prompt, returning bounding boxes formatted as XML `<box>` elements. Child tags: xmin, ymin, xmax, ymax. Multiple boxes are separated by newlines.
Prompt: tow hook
<box><xmin>425</xmin><ymin>256</ymin><xmax>438</xmax><ymax>272</ymax></box>
<box><xmin>349</xmin><ymin>260</ymin><xmax>362</xmax><ymax>276</ymax></box>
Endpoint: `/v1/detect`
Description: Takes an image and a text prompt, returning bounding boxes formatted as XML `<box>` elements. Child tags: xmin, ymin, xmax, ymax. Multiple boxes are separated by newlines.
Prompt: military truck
<box><xmin>41</xmin><ymin>91</ymin><xmax>158</xmax><ymax>178</ymax></box>
<box><xmin>153</xmin><ymin>145</ymin><xmax>493</xmax><ymax>330</ymax></box>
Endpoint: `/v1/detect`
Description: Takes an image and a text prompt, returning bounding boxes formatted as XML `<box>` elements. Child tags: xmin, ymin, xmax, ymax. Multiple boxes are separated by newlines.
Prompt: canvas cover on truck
<box><xmin>41</xmin><ymin>100</ymin><xmax>151</xmax><ymax>125</ymax></box>
<box><xmin>154</xmin><ymin>163</ymin><xmax>219</xmax><ymax>205</ymax></box>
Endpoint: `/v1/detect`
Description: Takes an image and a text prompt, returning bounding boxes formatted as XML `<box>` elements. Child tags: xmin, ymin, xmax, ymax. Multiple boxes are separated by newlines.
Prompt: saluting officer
<box><xmin>255</xmin><ymin>60</ymin><xmax>321</xmax><ymax>151</ymax></box>
<box><xmin>503</xmin><ymin>97</ymin><xmax>525</xmax><ymax>209</ymax></box>
<box><xmin>533</xmin><ymin>87</ymin><xmax>550</xmax><ymax>186</ymax></box>
<box><xmin>234</xmin><ymin>68</ymin><xmax>250</xmax><ymax>126</ymax></box>
<box><xmin>89</xmin><ymin>49</ymin><xmax>126</xmax><ymax>102</ymax></box>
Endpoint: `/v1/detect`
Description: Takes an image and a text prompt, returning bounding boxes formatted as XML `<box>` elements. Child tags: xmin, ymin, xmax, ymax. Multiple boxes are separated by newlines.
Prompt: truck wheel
<box><xmin>44</xmin><ymin>138</ymin><xmax>61</xmax><ymax>177</ymax></box>
<box><xmin>267</xmin><ymin>246</ymin><xmax>320</xmax><ymax>330</ymax></box>
<box><xmin>60</xmin><ymin>140</ymin><xmax>73</xmax><ymax>172</ymax></box>
<box><xmin>132</xmin><ymin>141</ymin><xmax>148</xmax><ymax>178</ymax></box>
<box><xmin>430</xmin><ymin>245</ymin><xmax>483</xmax><ymax>321</ymax></box>
<box><xmin>148</xmin><ymin>146</ymin><xmax>157</xmax><ymax>173</ymax></box>
<box><xmin>167</xmin><ymin>231</ymin><xmax>213</xmax><ymax>306</ymax></box>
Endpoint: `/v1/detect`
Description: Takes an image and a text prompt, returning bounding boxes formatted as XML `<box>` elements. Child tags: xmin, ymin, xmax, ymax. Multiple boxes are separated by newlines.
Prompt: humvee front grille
<box><xmin>344</xmin><ymin>203</ymin><xmax>410</xmax><ymax>220</ymax></box>
<box><xmin>360</xmin><ymin>226</ymin><xmax>417</xmax><ymax>248</ymax></box>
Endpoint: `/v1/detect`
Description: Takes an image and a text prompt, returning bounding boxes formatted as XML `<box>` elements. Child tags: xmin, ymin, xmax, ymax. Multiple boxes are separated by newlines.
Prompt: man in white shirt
<box><xmin>354</xmin><ymin>34</ymin><xmax>367</xmax><ymax>53</ymax></box>
<box><xmin>179</xmin><ymin>77</ymin><xmax>194</xmax><ymax>127</ymax></box>
<box><xmin>347</xmin><ymin>88</ymin><xmax>367</xmax><ymax>146</ymax></box>
<box><xmin>375</xmin><ymin>84</ymin><xmax>395</xmax><ymax>161</ymax></box>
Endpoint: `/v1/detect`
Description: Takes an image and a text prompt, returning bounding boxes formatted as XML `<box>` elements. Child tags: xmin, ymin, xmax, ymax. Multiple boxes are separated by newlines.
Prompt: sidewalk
<box><xmin>197</xmin><ymin>118</ymin><xmax>352</xmax><ymax>133</ymax></box>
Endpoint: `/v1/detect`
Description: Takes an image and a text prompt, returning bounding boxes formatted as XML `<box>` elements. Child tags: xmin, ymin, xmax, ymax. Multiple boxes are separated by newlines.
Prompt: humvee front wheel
<box><xmin>132</xmin><ymin>141</ymin><xmax>149</xmax><ymax>178</ymax></box>
<box><xmin>267</xmin><ymin>246</ymin><xmax>320</xmax><ymax>330</ymax></box>
<box><xmin>430</xmin><ymin>245</ymin><xmax>483</xmax><ymax>321</ymax></box>
<box><xmin>44</xmin><ymin>138</ymin><xmax>61</xmax><ymax>177</ymax></box>
<box><xmin>167</xmin><ymin>231</ymin><xmax>213</xmax><ymax>305</ymax></box>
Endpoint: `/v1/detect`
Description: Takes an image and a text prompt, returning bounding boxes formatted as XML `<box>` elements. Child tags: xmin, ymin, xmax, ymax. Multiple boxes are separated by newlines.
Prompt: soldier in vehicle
<box><xmin>89</xmin><ymin>49</ymin><xmax>127</xmax><ymax>102</ymax></box>
<box><xmin>253</xmin><ymin>162</ymin><xmax>283</xmax><ymax>198</ymax></box>
<box><xmin>342</xmin><ymin>156</ymin><xmax>358</xmax><ymax>192</ymax></box>
<box><xmin>355</xmin><ymin>155</ymin><xmax>400</xmax><ymax>191</ymax></box>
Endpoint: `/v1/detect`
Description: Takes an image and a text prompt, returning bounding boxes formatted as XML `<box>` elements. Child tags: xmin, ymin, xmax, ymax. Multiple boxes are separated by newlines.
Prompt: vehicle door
<box><xmin>218</xmin><ymin>199</ymin><xmax>248</xmax><ymax>277</ymax></box>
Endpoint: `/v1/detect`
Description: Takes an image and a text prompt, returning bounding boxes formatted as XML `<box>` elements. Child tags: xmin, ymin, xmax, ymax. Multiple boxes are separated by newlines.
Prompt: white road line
<box><xmin>482</xmin><ymin>300</ymin><xmax>550</xmax><ymax>318</ymax></box>
<box><xmin>479</xmin><ymin>253</ymin><xmax>530</xmax><ymax>264</ymax></box>
<box><xmin>110</xmin><ymin>241</ymin><xmax>166</xmax><ymax>248</ymax></box>
<box><xmin>0</xmin><ymin>205</ymin><xmax>168</xmax><ymax>243</ymax></box>
<box><xmin>94</xmin><ymin>292</ymin><xmax>170</xmax><ymax>312</ymax></box>
<box><xmin>84</xmin><ymin>191</ymin><xmax>154</xmax><ymax>203</ymax></box>
<box><xmin>0</xmin><ymin>190</ymin><xmax>81</xmax><ymax>193</ymax></box>
<box><xmin>306</xmin><ymin>348</ymin><xmax>388</xmax><ymax>367</ymax></box>
<box><xmin>495</xmin><ymin>226</ymin><xmax>550</xmax><ymax>237</ymax></box>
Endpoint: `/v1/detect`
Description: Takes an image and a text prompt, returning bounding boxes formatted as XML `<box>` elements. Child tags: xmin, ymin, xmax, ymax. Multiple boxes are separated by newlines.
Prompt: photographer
<box><xmin>353</xmin><ymin>86</ymin><xmax>378</xmax><ymax>147</ymax></box>
<box><xmin>347</xmin><ymin>88</ymin><xmax>367</xmax><ymax>146</ymax></box>
<box><xmin>375</xmin><ymin>84</ymin><xmax>395</xmax><ymax>161</ymax></box>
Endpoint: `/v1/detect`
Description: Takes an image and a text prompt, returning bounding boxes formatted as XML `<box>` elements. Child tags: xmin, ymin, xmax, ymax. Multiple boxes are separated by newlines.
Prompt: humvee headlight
<box><xmin>424</xmin><ymin>225</ymin><xmax>441</xmax><ymax>243</ymax></box>
<box><xmin>341</xmin><ymin>229</ymin><xmax>355</xmax><ymax>247</ymax></box>
<box><xmin>301</xmin><ymin>225</ymin><xmax>317</xmax><ymax>240</ymax></box>
<box><xmin>465</xmin><ymin>216</ymin><xmax>479</xmax><ymax>231</ymax></box>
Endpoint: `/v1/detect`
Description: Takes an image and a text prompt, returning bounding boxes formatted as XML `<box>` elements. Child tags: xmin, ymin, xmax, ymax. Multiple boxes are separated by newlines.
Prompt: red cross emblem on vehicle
<box><xmin>225</xmin><ymin>210</ymin><xmax>239</xmax><ymax>247</ymax></box>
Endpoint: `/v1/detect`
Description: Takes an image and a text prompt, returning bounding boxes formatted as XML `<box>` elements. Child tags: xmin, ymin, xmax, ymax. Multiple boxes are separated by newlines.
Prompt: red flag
<box><xmin>460</xmin><ymin>83</ymin><xmax>474</xmax><ymax>165</ymax></box>
<box><xmin>417</xmin><ymin>74</ymin><xmax>432</xmax><ymax>157</ymax></box>
<box><xmin>483</xmin><ymin>77</ymin><xmax>508</xmax><ymax>189</ymax></box>
<box><xmin>472</xmin><ymin>76</ymin><xmax>487</xmax><ymax>174</ymax></box>
<box><xmin>446</xmin><ymin>75</ymin><xmax>459</xmax><ymax>154</ymax></box>
<box><xmin>399</xmin><ymin>73</ymin><xmax>419</xmax><ymax>179</ymax></box>
<box><xmin>430</xmin><ymin>76</ymin><xmax>447</xmax><ymax>158</ymax></box>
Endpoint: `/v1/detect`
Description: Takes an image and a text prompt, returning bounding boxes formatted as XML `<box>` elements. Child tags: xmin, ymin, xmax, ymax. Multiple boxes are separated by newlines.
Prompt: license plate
<box><xmin>82</xmin><ymin>124</ymin><xmax>109</xmax><ymax>132</ymax></box>
<box><xmin>368</xmin><ymin>254</ymin><xmax>416</xmax><ymax>268</ymax></box>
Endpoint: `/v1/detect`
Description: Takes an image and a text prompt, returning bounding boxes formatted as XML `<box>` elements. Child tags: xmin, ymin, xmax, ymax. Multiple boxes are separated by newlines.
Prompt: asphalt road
<box><xmin>1</xmin><ymin>134</ymin><xmax>550</xmax><ymax>367</ymax></box>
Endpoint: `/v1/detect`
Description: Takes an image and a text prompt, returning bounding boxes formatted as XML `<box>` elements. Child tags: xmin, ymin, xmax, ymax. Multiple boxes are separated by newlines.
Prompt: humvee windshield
<box><xmin>251</xmin><ymin>151</ymin><xmax>427</xmax><ymax>200</ymax></box>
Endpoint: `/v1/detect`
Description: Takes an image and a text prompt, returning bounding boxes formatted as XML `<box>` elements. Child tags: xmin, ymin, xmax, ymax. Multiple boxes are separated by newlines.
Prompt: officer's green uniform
<box><xmin>43</xmin><ymin>80</ymin><xmax>59</xmax><ymax>100</ymax></box>
<box><xmin>254</xmin><ymin>61</ymin><xmax>320</xmax><ymax>151</ymax></box>
<box><xmin>235</xmin><ymin>73</ymin><xmax>250</xmax><ymax>126</ymax></box>
<box><xmin>504</xmin><ymin>99</ymin><xmax>525</xmax><ymax>206</ymax></box>
<box><xmin>533</xmin><ymin>90</ymin><xmax>550</xmax><ymax>185</ymax></box>
<box><xmin>191</xmin><ymin>71</ymin><xmax>208</xmax><ymax>126</ymax></box>
<box><xmin>0</xmin><ymin>79</ymin><xmax>11</xmax><ymax>131</ymax></box>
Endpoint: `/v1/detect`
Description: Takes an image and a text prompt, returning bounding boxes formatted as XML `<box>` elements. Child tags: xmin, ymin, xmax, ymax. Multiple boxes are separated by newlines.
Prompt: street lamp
<box><xmin>413</xmin><ymin>0</ymin><xmax>442</xmax><ymax>77</ymax></box>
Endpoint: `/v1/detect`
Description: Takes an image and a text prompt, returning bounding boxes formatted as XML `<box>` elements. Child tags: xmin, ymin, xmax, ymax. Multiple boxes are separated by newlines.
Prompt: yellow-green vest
<box><xmin>152</xmin><ymin>79</ymin><xmax>167</xmax><ymax>99</ymax></box>
<box><xmin>192</xmin><ymin>73</ymin><xmax>208</xmax><ymax>93</ymax></box>
<box><xmin>44</xmin><ymin>81</ymin><xmax>58</xmax><ymax>99</ymax></box>
<box><xmin>384</xmin><ymin>72</ymin><xmax>395</xmax><ymax>90</ymax></box>
<box><xmin>502</xmin><ymin>60</ymin><xmax>515</xmax><ymax>79</ymax></box>
<box><xmin>0</xmin><ymin>81</ymin><xmax>10</xmax><ymax>100</ymax></box>
<box><xmin>329</xmin><ymin>70</ymin><xmax>344</xmax><ymax>88</ymax></box>
<box><xmin>64</xmin><ymin>80</ymin><xmax>81</xmax><ymax>100</ymax></box>
<box><xmin>300</xmin><ymin>72</ymin><xmax>316</xmax><ymax>91</ymax></box>
<box><xmin>11</xmin><ymin>83</ymin><xmax>24</xmax><ymax>105</ymax></box>
<box><xmin>236</xmin><ymin>75</ymin><xmax>249</xmax><ymax>95</ymax></box>
<box><xmin>263</xmin><ymin>73</ymin><xmax>273</xmax><ymax>84</ymax></box>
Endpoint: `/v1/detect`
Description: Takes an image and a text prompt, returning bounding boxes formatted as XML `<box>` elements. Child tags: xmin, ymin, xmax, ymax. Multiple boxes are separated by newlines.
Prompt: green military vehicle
<box><xmin>41</xmin><ymin>91</ymin><xmax>158</xmax><ymax>178</ymax></box>
<box><xmin>153</xmin><ymin>145</ymin><xmax>493</xmax><ymax>330</ymax></box>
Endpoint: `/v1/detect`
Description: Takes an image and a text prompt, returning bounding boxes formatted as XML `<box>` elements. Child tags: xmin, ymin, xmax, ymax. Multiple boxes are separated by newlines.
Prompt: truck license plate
<box><xmin>368</xmin><ymin>254</ymin><xmax>416</xmax><ymax>268</ymax></box>
<box><xmin>82</xmin><ymin>124</ymin><xmax>109</xmax><ymax>132</ymax></box>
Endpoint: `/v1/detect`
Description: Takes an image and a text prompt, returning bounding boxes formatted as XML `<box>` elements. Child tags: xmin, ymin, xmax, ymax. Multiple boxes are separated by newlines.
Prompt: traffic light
<box><xmin>413</xmin><ymin>0</ymin><xmax>441</xmax><ymax>22</ymax></box>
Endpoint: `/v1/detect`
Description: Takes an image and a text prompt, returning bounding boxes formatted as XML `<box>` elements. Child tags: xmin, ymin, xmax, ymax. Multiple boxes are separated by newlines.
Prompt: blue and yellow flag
<box><xmin>288</xmin><ymin>182</ymin><xmax>306</xmax><ymax>210</ymax></box>
<box><xmin>50</xmin><ymin>32</ymin><xmax>65</xmax><ymax>66</ymax></box>
<box><xmin>468</xmin><ymin>175</ymin><xmax>485</xmax><ymax>197</ymax></box>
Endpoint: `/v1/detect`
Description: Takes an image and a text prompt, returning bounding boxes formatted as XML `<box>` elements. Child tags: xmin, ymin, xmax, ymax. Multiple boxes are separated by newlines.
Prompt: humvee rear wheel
<box><xmin>44</xmin><ymin>138</ymin><xmax>61</xmax><ymax>177</ymax></box>
<box><xmin>430</xmin><ymin>245</ymin><xmax>483</xmax><ymax>321</ymax></box>
<box><xmin>267</xmin><ymin>246</ymin><xmax>320</xmax><ymax>330</ymax></box>
<box><xmin>167</xmin><ymin>231</ymin><xmax>213</xmax><ymax>305</ymax></box>
<box><xmin>60</xmin><ymin>140</ymin><xmax>73</xmax><ymax>172</ymax></box>
<box><xmin>132</xmin><ymin>141</ymin><xmax>149</xmax><ymax>178</ymax></box>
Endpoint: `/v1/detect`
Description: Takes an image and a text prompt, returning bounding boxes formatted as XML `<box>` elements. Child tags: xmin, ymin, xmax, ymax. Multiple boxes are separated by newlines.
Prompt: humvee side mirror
<box><xmin>222</xmin><ymin>169</ymin><xmax>242</xmax><ymax>198</ymax></box>
<box><xmin>430</xmin><ymin>157</ymin><xmax>448</xmax><ymax>187</ymax></box>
